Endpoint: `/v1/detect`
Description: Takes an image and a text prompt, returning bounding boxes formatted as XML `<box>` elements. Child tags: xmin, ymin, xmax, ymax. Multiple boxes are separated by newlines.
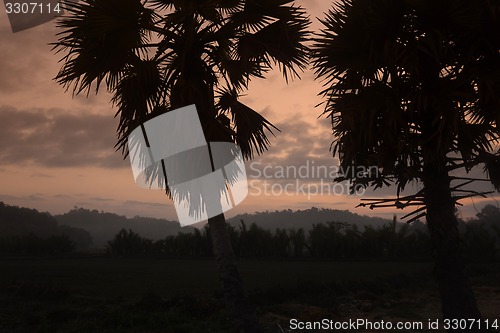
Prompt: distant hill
<box><xmin>0</xmin><ymin>202</ymin><xmax>91</xmax><ymax>249</ymax></box>
<box><xmin>4</xmin><ymin>201</ymin><xmax>499</xmax><ymax>254</ymax></box>
<box><xmin>55</xmin><ymin>208</ymin><xmax>191</xmax><ymax>248</ymax></box>
<box><xmin>227</xmin><ymin>207</ymin><xmax>393</xmax><ymax>231</ymax></box>
<box><xmin>55</xmin><ymin>207</ymin><xmax>397</xmax><ymax>248</ymax></box>
<box><xmin>3</xmin><ymin>203</ymin><xmax>401</xmax><ymax>250</ymax></box>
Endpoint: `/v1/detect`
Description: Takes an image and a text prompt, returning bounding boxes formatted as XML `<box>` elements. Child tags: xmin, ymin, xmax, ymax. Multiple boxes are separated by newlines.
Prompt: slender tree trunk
<box><xmin>200</xmin><ymin>127</ymin><xmax>262</xmax><ymax>333</ymax></box>
<box><xmin>423</xmin><ymin>163</ymin><xmax>483</xmax><ymax>331</ymax></box>
<box><xmin>208</xmin><ymin>213</ymin><xmax>263</xmax><ymax>333</ymax></box>
<box><xmin>418</xmin><ymin>56</ymin><xmax>484</xmax><ymax>330</ymax></box>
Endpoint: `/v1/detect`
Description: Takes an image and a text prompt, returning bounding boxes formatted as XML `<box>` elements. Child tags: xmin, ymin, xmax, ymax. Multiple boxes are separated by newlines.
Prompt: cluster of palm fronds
<box><xmin>53</xmin><ymin>0</ymin><xmax>310</xmax><ymax>160</ymax></box>
<box><xmin>312</xmin><ymin>0</ymin><xmax>500</xmax><ymax>211</ymax></box>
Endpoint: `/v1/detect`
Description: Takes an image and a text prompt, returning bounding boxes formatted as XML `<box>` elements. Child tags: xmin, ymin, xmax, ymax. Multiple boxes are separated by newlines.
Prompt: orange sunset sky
<box><xmin>1</xmin><ymin>0</ymin><xmax>499</xmax><ymax>223</ymax></box>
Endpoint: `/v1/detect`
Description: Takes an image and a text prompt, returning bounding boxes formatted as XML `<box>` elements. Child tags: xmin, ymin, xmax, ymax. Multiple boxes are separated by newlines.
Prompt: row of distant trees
<box><xmin>0</xmin><ymin>202</ymin><xmax>91</xmax><ymax>255</ymax></box>
<box><xmin>107</xmin><ymin>205</ymin><xmax>500</xmax><ymax>261</ymax></box>
<box><xmin>1</xmin><ymin>201</ymin><xmax>498</xmax><ymax>258</ymax></box>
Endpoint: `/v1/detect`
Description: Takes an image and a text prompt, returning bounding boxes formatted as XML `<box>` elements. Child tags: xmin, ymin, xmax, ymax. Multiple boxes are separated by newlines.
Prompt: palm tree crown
<box><xmin>54</xmin><ymin>0</ymin><xmax>309</xmax><ymax>161</ymax></box>
<box><xmin>313</xmin><ymin>0</ymin><xmax>500</xmax><ymax>209</ymax></box>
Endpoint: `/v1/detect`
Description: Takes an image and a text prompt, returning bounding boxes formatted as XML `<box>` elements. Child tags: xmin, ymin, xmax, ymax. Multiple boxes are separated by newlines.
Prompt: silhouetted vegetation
<box><xmin>3</xmin><ymin>201</ymin><xmax>498</xmax><ymax>260</ymax></box>
<box><xmin>55</xmin><ymin>206</ymin><xmax>399</xmax><ymax>248</ymax></box>
<box><xmin>0</xmin><ymin>202</ymin><xmax>91</xmax><ymax>254</ymax></box>
<box><xmin>461</xmin><ymin>204</ymin><xmax>500</xmax><ymax>261</ymax></box>
<box><xmin>106</xmin><ymin>205</ymin><xmax>500</xmax><ymax>261</ymax></box>
<box><xmin>56</xmin><ymin>207</ymin><xmax>187</xmax><ymax>248</ymax></box>
<box><xmin>106</xmin><ymin>229</ymin><xmax>153</xmax><ymax>256</ymax></box>
<box><xmin>313</xmin><ymin>0</ymin><xmax>500</xmax><ymax>322</ymax></box>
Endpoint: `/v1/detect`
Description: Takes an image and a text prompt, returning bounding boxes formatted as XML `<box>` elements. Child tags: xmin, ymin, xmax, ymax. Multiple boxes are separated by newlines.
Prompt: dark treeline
<box><xmin>107</xmin><ymin>205</ymin><xmax>500</xmax><ymax>261</ymax></box>
<box><xmin>106</xmin><ymin>221</ymin><xmax>432</xmax><ymax>260</ymax></box>
<box><xmin>2</xmin><ymin>201</ymin><xmax>498</xmax><ymax>259</ymax></box>
<box><xmin>0</xmin><ymin>202</ymin><xmax>92</xmax><ymax>254</ymax></box>
<box><xmin>54</xmin><ymin>206</ymin><xmax>393</xmax><ymax>248</ymax></box>
<box><xmin>55</xmin><ymin>207</ymin><xmax>186</xmax><ymax>248</ymax></box>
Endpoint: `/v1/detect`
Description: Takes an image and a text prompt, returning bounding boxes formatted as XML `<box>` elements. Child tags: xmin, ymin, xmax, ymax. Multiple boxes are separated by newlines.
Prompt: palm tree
<box><xmin>52</xmin><ymin>0</ymin><xmax>309</xmax><ymax>332</ymax></box>
<box><xmin>313</xmin><ymin>0</ymin><xmax>499</xmax><ymax>326</ymax></box>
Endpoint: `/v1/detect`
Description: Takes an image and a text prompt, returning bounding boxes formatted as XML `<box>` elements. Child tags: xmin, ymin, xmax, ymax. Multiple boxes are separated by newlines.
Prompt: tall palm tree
<box><xmin>313</xmin><ymin>0</ymin><xmax>499</xmax><ymax>327</ymax></box>
<box><xmin>52</xmin><ymin>0</ymin><xmax>309</xmax><ymax>332</ymax></box>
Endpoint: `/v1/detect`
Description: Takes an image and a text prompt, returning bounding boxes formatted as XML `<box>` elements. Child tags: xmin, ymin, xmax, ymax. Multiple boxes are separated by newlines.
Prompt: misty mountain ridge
<box><xmin>0</xmin><ymin>202</ymin><xmax>92</xmax><ymax>249</ymax></box>
<box><xmin>1</xmin><ymin>202</ymin><xmax>411</xmax><ymax>249</ymax></box>
<box><xmin>57</xmin><ymin>207</ymin><xmax>396</xmax><ymax>246</ymax></box>
<box><xmin>55</xmin><ymin>208</ymin><xmax>190</xmax><ymax>248</ymax></box>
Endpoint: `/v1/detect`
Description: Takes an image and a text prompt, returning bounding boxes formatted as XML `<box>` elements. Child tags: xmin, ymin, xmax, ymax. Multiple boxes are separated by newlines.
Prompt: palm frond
<box><xmin>54</xmin><ymin>0</ymin><xmax>308</xmax><ymax>169</ymax></box>
<box><xmin>219</xmin><ymin>59</ymin><xmax>266</xmax><ymax>90</ymax></box>
<box><xmin>217</xmin><ymin>0</ymin><xmax>243</xmax><ymax>14</ymax></box>
<box><xmin>113</xmin><ymin>59</ymin><xmax>165</xmax><ymax>155</ymax></box>
<box><xmin>483</xmin><ymin>152</ymin><xmax>500</xmax><ymax>191</ymax></box>
<box><xmin>236</xmin><ymin>2</ymin><xmax>310</xmax><ymax>81</ymax></box>
<box><xmin>217</xmin><ymin>89</ymin><xmax>279</xmax><ymax>159</ymax></box>
<box><xmin>53</xmin><ymin>0</ymin><xmax>154</xmax><ymax>94</ymax></box>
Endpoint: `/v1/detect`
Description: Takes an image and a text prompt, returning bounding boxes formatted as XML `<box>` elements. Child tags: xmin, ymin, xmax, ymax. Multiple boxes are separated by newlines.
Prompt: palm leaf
<box><xmin>113</xmin><ymin>59</ymin><xmax>165</xmax><ymax>155</ymax></box>
<box><xmin>219</xmin><ymin>59</ymin><xmax>266</xmax><ymax>90</ymax></box>
<box><xmin>217</xmin><ymin>89</ymin><xmax>279</xmax><ymax>159</ymax></box>
<box><xmin>236</xmin><ymin>3</ymin><xmax>309</xmax><ymax>81</ymax></box>
<box><xmin>483</xmin><ymin>152</ymin><xmax>500</xmax><ymax>191</ymax></box>
<box><xmin>53</xmin><ymin>0</ymin><xmax>154</xmax><ymax>94</ymax></box>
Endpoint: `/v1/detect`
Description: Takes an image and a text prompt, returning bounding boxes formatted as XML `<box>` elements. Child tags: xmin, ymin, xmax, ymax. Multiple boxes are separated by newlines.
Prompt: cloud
<box><xmin>0</xmin><ymin>193</ymin><xmax>45</xmax><ymax>202</ymax></box>
<box><xmin>248</xmin><ymin>113</ymin><xmax>337</xmax><ymax>179</ymax></box>
<box><xmin>0</xmin><ymin>105</ymin><xmax>125</xmax><ymax>168</ymax></box>
<box><xmin>30</xmin><ymin>172</ymin><xmax>54</xmax><ymax>178</ymax></box>
<box><xmin>0</xmin><ymin>17</ymin><xmax>56</xmax><ymax>92</ymax></box>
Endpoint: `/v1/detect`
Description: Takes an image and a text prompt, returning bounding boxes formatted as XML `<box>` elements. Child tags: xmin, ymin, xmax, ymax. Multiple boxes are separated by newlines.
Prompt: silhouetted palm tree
<box><xmin>52</xmin><ymin>0</ymin><xmax>309</xmax><ymax>332</ymax></box>
<box><xmin>313</xmin><ymin>0</ymin><xmax>499</xmax><ymax>326</ymax></box>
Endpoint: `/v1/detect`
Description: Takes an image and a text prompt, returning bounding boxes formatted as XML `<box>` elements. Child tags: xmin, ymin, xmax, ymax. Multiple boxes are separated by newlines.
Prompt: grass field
<box><xmin>0</xmin><ymin>257</ymin><xmax>498</xmax><ymax>332</ymax></box>
<box><xmin>0</xmin><ymin>257</ymin><xmax>433</xmax><ymax>299</ymax></box>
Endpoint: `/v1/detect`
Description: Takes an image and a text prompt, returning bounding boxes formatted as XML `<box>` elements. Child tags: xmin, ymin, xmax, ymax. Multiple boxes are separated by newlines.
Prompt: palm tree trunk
<box><xmin>423</xmin><ymin>163</ymin><xmax>483</xmax><ymax>330</ymax></box>
<box><xmin>200</xmin><ymin>125</ymin><xmax>262</xmax><ymax>333</ymax></box>
<box><xmin>208</xmin><ymin>213</ymin><xmax>263</xmax><ymax>333</ymax></box>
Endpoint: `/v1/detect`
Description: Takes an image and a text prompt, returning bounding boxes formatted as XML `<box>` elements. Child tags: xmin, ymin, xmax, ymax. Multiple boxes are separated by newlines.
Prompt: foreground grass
<box><xmin>0</xmin><ymin>257</ymin><xmax>433</xmax><ymax>300</ymax></box>
<box><xmin>0</xmin><ymin>257</ymin><xmax>498</xmax><ymax>332</ymax></box>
